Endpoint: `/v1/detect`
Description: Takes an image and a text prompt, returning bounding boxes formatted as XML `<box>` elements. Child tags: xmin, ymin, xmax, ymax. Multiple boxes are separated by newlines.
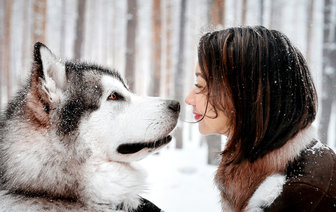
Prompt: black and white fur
<box><xmin>0</xmin><ymin>42</ymin><xmax>179</xmax><ymax>211</ymax></box>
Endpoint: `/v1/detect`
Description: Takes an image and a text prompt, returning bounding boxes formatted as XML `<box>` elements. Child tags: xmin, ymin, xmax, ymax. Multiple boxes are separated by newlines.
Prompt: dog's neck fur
<box><xmin>0</xmin><ymin>120</ymin><xmax>145</xmax><ymax>211</ymax></box>
<box><xmin>215</xmin><ymin>125</ymin><xmax>317</xmax><ymax>212</ymax></box>
<box><xmin>81</xmin><ymin>154</ymin><xmax>147</xmax><ymax>210</ymax></box>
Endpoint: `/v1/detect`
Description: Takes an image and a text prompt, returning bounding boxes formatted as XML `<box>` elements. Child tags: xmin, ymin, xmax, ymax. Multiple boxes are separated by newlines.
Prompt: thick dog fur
<box><xmin>0</xmin><ymin>42</ymin><xmax>179</xmax><ymax>211</ymax></box>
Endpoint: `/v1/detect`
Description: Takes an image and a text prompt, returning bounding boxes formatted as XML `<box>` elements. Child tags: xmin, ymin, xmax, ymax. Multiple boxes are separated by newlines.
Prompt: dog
<box><xmin>0</xmin><ymin>42</ymin><xmax>179</xmax><ymax>212</ymax></box>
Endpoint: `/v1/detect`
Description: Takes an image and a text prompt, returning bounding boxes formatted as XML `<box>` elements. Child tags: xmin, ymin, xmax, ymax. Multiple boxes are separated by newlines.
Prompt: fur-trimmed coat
<box><xmin>215</xmin><ymin>126</ymin><xmax>336</xmax><ymax>212</ymax></box>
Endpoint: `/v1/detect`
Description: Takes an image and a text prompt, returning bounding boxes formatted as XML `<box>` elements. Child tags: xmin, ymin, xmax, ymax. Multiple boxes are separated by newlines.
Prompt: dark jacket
<box><xmin>265</xmin><ymin>140</ymin><xmax>336</xmax><ymax>211</ymax></box>
<box><xmin>216</xmin><ymin>126</ymin><xmax>336</xmax><ymax>212</ymax></box>
<box><xmin>133</xmin><ymin>198</ymin><xmax>163</xmax><ymax>212</ymax></box>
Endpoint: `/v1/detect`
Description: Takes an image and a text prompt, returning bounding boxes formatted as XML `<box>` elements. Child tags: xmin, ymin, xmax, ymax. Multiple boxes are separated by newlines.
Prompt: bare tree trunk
<box><xmin>270</xmin><ymin>0</ymin><xmax>279</xmax><ymax>29</ymax></box>
<box><xmin>4</xmin><ymin>0</ymin><xmax>13</xmax><ymax>100</ymax></box>
<box><xmin>260</xmin><ymin>0</ymin><xmax>264</xmax><ymax>25</ymax></box>
<box><xmin>211</xmin><ymin>0</ymin><xmax>225</xmax><ymax>27</ymax></box>
<box><xmin>306</xmin><ymin>0</ymin><xmax>314</xmax><ymax>61</ymax></box>
<box><xmin>0</xmin><ymin>0</ymin><xmax>5</xmax><ymax>108</ymax></box>
<box><xmin>74</xmin><ymin>0</ymin><xmax>86</xmax><ymax>60</ymax></box>
<box><xmin>223</xmin><ymin>0</ymin><xmax>226</xmax><ymax>27</ymax></box>
<box><xmin>202</xmin><ymin>135</ymin><xmax>221</xmax><ymax>165</ymax></box>
<box><xmin>319</xmin><ymin>0</ymin><xmax>336</xmax><ymax>145</ymax></box>
<box><xmin>32</xmin><ymin>0</ymin><xmax>46</xmax><ymax>43</ymax></box>
<box><xmin>87</xmin><ymin>0</ymin><xmax>97</xmax><ymax>60</ymax></box>
<box><xmin>165</xmin><ymin>0</ymin><xmax>172</xmax><ymax>97</ymax></box>
<box><xmin>111</xmin><ymin>0</ymin><xmax>117</xmax><ymax>68</ymax></box>
<box><xmin>174</xmin><ymin>0</ymin><xmax>187</xmax><ymax>149</ymax></box>
<box><xmin>242</xmin><ymin>0</ymin><xmax>247</xmax><ymax>25</ymax></box>
<box><xmin>60</xmin><ymin>0</ymin><xmax>66</xmax><ymax>57</ymax></box>
<box><xmin>151</xmin><ymin>0</ymin><xmax>161</xmax><ymax>97</ymax></box>
<box><xmin>21</xmin><ymin>0</ymin><xmax>33</xmax><ymax>82</ymax></box>
<box><xmin>102</xmin><ymin>0</ymin><xmax>109</xmax><ymax>65</ymax></box>
<box><xmin>125</xmin><ymin>0</ymin><xmax>137</xmax><ymax>92</ymax></box>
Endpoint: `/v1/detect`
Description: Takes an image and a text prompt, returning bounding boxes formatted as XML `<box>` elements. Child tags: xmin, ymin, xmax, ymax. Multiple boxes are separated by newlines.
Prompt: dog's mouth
<box><xmin>117</xmin><ymin>135</ymin><xmax>172</xmax><ymax>154</ymax></box>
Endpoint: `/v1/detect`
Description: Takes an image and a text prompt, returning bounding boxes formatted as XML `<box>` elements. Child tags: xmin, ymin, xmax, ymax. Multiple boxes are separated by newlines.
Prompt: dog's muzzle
<box><xmin>117</xmin><ymin>100</ymin><xmax>180</xmax><ymax>155</ymax></box>
<box><xmin>168</xmin><ymin>100</ymin><xmax>180</xmax><ymax>114</ymax></box>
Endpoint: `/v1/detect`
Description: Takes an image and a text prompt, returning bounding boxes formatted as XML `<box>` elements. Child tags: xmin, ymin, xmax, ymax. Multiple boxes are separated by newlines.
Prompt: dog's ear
<box><xmin>26</xmin><ymin>43</ymin><xmax>67</xmax><ymax>126</ymax></box>
<box><xmin>31</xmin><ymin>42</ymin><xmax>66</xmax><ymax>104</ymax></box>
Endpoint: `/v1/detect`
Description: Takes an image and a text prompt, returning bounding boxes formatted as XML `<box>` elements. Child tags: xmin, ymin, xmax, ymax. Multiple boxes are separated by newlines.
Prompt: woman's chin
<box><xmin>198</xmin><ymin>126</ymin><xmax>229</xmax><ymax>136</ymax></box>
<box><xmin>198</xmin><ymin>126</ymin><xmax>212</xmax><ymax>135</ymax></box>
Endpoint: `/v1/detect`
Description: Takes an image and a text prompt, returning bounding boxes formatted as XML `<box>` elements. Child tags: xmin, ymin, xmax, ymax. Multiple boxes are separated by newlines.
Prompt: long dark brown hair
<box><xmin>198</xmin><ymin>26</ymin><xmax>318</xmax><ymax>164</ymax></box>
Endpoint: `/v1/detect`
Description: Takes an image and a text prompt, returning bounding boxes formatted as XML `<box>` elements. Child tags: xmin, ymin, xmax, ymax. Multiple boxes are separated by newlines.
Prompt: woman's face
<box><xmin>185</xmin><ymin>63</ymin><xmax>231</xmax><ymax>135</ymax></box>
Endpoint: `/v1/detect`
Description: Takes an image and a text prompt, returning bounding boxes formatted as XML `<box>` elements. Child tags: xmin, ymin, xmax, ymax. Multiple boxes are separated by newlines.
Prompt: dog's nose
<box><xmin>168</xmin><ymin>100</ymin><xmax>180</xmax><ymax>114</ymax></box>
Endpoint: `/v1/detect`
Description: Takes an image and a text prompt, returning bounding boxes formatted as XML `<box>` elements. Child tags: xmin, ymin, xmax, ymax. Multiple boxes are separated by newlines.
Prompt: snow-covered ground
<box><xmin>139</xmin><ymin>127</ymin><xmax>222</xmax><ymax>212</ymax></box>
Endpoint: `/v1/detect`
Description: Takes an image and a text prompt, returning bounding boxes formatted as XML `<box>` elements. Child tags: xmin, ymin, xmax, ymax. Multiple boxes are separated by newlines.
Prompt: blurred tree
<box><xmin>210</xmin><ymin>0</ymin><xmax>225</xmax><ymax>28</ymax></box>
<box><xmin>125</xmin><ymin>0</ymin><xmax>137</xmax><ymax>92</ymax></box>
<box><xmin>4</xmin><ymin>0</ymin><xmax>13</xmax><ymax>99</ymax></box>
<box><xmin>242</xmin><ymin>0</ymin><xmax>247</xmax><ymax>25</ymax></box>
<box><xmin>110</xmin><ymin>0</ymin><xmax>117</xmax><ymax>67</ymax></box>
<box><xmin>174</xmin><ymin>0</ymin><xmax>187</xmax><ymax>149</ymax></box>
<box><xmin>270</xmin><ymin>0</ymin><xmax>280</xmax><ymax>29</ymax></box>
<box><xmin>319</xmin><ymin>0</ymin><xmax>336</xmax><ymax>145</ymax></box>
<box><xmin>0</xmin><ymin>0</ymin><xmax>4</xmax><ymax>108</ymax></box>
<box><xmin>165</xmin><ymin>0</ymin><xmax>172</xmax><ymax>97</ymax></box>
<box><xmin>74</xmin><ymin>0</ymin><xmax>86</xmax><ymax>60</ymax></box>
<box><xmin>204</xmin><ymin>0</ymin><xmax>225</xmax><ymax>165</ymax></box>
<box><xmin>151</xmin><ymin>0</ymin><xmax>161</xmax><ymax>97</ymax></box>
<box><xmin>22</xmin><ymin>0</ymin><xmax>33</xmax><ymax>82</ymax></box>
<box><xmin>260</xmin><ymin>0</ymin><xmax>264</xmax><ymax>25</ymax></box>
<box><xmin>306</xmin><ymin>0</ymin><xmax>314</xmax><ymax>60</ymax></box>
<box><xmin>202</xmin><ymin>135</ymin><xmax>222</xmax><ymax>165</ymax></box>
<box><xmin>83</xmin><ymin>0</ymin><xmax>93</xmax><ymax>60</ymax></box>
<box><xmin>32</xmin><ymin>0</ymin><xmax>46</xmax><ymax>44</ymax></box>
<box><xmin>60</xmin><ymin>0</ymin><xmax>66</xmax><ymax>57</ymax></box>
<box><xmin>101</xmin><ymin>0</ymin><xmax>109</xmax><ymax>65</ymax></box>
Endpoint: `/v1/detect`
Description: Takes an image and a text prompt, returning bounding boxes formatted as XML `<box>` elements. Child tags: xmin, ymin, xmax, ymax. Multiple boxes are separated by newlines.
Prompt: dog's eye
<box><xmin>109</xmin><ymin>93</ymin><xmax>117</xmax><ymax>100</ymax></box>
<box><xmin>107</xmin><ymin>92</ymin><xmax>123</xmax><ymax>101</ymax></box>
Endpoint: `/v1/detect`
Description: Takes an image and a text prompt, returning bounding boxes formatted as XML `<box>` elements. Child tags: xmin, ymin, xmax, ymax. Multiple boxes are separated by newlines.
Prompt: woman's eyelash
<box><xmin>195</xmin><ymin>84</ymin><xmax>202</xmax><ymax>88</ymax></box>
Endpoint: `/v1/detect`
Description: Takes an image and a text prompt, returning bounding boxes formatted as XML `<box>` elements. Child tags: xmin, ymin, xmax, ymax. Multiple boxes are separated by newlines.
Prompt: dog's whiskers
<box><xmin>144</xmin><ymin>122</ymin><xmax>154</xmax><ymax>144</ymax></box>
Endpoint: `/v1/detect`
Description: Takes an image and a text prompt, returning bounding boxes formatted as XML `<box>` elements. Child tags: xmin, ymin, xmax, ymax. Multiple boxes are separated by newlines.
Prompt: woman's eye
<box><xmin>195</xmin><ymin>84</ymin><xmax>202</xmax><ymax>89</ymax></box>
<box><xmin>107</xmin><ymin>92</ymin><xmax>123</xmax><ymax>101</ymax></box>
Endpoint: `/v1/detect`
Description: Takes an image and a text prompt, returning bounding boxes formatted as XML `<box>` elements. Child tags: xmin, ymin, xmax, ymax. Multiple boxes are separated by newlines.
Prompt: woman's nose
<box><xmin>185</xmin><ymin>90</ymin><xmax>195</xmax><ymax>106</ymax></box>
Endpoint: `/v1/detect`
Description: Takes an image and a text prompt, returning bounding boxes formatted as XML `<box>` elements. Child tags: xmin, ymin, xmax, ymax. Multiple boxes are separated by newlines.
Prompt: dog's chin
<box><xmin>117</xmin><ymin>135</ymin><xmax>172</xmax><ymax>155</ymax></box>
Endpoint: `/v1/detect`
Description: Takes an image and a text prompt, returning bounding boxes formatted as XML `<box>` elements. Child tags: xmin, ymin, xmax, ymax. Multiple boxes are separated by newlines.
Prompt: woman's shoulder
<box><xmin>286</xmin><ymin>140</ymin><xmax>336</xmax><ymax>190</ymax></box>
<box><xmin>265</xmin><ymin>140</ymin><xmax>336</xmax><ymax>211</ymax></box>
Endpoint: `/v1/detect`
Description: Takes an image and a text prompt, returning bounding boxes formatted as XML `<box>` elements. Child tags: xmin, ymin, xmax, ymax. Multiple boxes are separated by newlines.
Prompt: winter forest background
<box><xmin>0</xmin><ymin>0</ymin><xmax>336</xmax><ymax>211</ymax></box>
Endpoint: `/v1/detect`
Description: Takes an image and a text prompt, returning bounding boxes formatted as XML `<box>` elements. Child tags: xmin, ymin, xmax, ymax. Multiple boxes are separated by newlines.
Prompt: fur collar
<box><xmin>215</xmin><ymin>125</ymin><xmax>317</xmax><ymax>211</ymax></box>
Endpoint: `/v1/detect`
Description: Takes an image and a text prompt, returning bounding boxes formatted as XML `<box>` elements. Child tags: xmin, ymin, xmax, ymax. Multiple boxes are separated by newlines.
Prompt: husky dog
<box><xmin>0</xmin><ymin>42</ymin><xmax>180</xmax><ymax>212</ymax></box>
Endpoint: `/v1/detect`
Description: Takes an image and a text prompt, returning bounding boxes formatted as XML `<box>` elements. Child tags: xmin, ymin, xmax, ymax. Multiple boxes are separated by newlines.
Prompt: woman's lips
<box><xmin>193</xmin><ymin>112</ymin><xmax>203</xmax><ymax>120</ymax></box>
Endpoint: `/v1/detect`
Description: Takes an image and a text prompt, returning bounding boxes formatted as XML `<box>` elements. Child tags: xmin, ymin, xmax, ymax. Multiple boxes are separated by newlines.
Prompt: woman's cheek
<box><xmin>197</xmin><ymin>96</ymin><xmax>208</xmax><ymax>115</ymax></box>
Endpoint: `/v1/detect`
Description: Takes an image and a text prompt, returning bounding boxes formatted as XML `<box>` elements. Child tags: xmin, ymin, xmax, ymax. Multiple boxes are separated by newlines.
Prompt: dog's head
<box><xmin>26</xmin><ymin>42</ymin><xmax>179</xmax><ymax>163</ymax></box>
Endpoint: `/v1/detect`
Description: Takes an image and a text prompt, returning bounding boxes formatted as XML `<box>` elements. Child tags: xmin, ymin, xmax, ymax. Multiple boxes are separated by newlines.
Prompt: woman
<box><xmin>185</xmin><ymin>26</ymin><xmax>336</xmax><ymax>211</ymax></box>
